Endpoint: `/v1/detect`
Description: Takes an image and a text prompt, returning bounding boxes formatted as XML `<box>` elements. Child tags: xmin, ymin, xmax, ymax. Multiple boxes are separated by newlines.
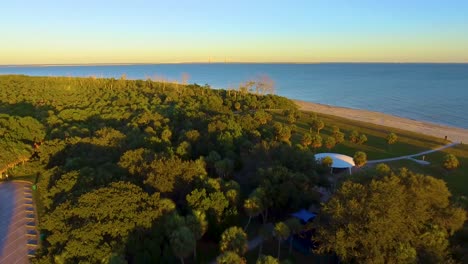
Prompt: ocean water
<box><xmin>1</xmin><ymin>63</ymin><xmax>467</xmax><ymax>129</ymax></box>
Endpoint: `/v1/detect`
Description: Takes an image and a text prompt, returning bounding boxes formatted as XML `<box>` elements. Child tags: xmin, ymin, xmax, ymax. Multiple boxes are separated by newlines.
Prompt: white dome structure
<box><xmin>315</xmin><ymin>153</ymin><xmax>355</xmax><ymax>174</ymax></box>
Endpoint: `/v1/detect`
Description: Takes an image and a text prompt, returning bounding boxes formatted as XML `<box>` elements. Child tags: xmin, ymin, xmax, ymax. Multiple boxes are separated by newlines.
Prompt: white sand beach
<box><xmin>294</xmin><ymin>100</ymin><xmax>468</xmax><ymax>143</ymax></box>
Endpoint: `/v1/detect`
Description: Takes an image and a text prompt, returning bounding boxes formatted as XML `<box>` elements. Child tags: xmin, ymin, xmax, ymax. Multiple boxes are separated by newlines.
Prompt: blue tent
<box><xmin>291</xmin><ymin>209</ymin><xmax>316</xmax><ymax>223</ymax></box>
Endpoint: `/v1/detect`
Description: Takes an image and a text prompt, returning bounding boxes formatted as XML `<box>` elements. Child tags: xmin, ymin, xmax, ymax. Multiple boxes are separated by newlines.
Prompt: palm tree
<box><xmin>285</xmin><ymin>218</ymin><xmax>303</xmax><ymax>255</ymax></box>
<box><xmin>244</xmin><ymin>196</ymin><xmax>263</xmax><ymax>231</ymax></box>
<box><xmin>258</xmin><ymin>224</ymin><xmax>273</xmax><ymax>260</ymax></box>
<box><xmin>216</xmin><ymin>251</ymin><xmax>246</xmax><ymax>264</ymax></box>
<box><xmin>257</xmin><ymin>255</ymin><xmax>279</xmax><ymax>264</ymax></box>
<box><xmin>185</xmin><ymin>210</ymin><xmax>208</xmax><ymax>260</ymax></box>
<box><xmin>170</xmin><ymin>226</ymin><xmax>195</xmax><ymax>264</ymax></box>
<box><xmin>273</xmin><ymin>222</ymin><xmax>290</xmax><ymax>260</ymax></box>
<box><xmin>220</xmin><ymin>226</ymin><xmax>248</xmax><ymax>255</ymax></box>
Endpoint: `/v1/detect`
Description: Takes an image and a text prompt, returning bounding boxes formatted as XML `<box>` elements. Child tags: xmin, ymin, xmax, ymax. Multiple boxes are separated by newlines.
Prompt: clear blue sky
<box><xmin>2</xmin><ymin>0</ymin><xmax>468</xmax><ymax>64</ymax></box>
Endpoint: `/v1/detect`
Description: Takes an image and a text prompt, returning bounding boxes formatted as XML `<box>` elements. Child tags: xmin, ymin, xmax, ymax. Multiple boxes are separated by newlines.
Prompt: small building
<box><xmin>315</xmin><ymin>153</ymin><xmax>355</xmax><ymax>174</ymax></box>
<box><xmin>291</xmin><ymin>209</ymin><xmax>317</xmax><ymax>224</ymax></box>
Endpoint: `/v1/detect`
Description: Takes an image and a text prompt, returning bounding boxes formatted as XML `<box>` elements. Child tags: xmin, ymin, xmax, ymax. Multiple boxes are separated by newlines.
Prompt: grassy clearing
<box><xmin>389</xmin><ymin>144</ymin><xmax>468</xmax><ymax>197</ymax></box>
<box><xmin>271</xmin><ymin>110</ymin><xmax>468</xmax><ymax>197</ymax></box>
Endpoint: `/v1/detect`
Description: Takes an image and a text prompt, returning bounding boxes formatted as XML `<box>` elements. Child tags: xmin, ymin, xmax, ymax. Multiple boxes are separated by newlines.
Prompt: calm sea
<box><xmin>1</xmin><ymin>63</ymin><xmax>467</xmax><ymax>129</ymax></box>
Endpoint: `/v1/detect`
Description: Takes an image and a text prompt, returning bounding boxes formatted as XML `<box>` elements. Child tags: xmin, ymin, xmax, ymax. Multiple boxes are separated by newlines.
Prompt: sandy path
<box><xmin>294</xmin><ymin>100</ymin><xmax>468</xmax><ymax>143</ymax></box>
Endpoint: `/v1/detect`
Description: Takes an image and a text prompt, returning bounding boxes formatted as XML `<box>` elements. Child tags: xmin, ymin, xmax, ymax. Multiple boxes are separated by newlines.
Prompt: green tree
<box><xmin>185</xmin><ymin>129</ymin><xmax>200</xmax><ymax>142</ymax></box>
<box><xmin>300</xmin><ymin>133</ymin><xmax>313</xmax><ymax>147</ymax></box>
<box><xmin>273</xmin><ymin>123</ymin><xmax>291</xmax><ymax>144</ymax></box>
<box><xmin>375</xmin><ymin>163</ymin><xmax>391</xmax><ymax>176</ymax></box>
<box><xmin>349</xmin><ymin>129</ymin><xmax>359</xmax><ymax>143</ymax></box>
<box><xmin>41</xmin><ymin>182</ymin><xmax>175</xmax><ymax>263</ymax></box>
<box><xmin>443</xmin><ymin>154</ymin><xmax>459</xmax><ymax>170</ymax></box>
<box><xmin>353</xmin><ymin>151</ymin><xmax>367</xmax><ymax>168</ymax></box>
<box><xmin>286</xmin><ymin>113</ymin><xmax>296</xmax><ymax>124</ymax></box>
<box><xmin>310</xmin><ymin>119</ymin><xmax>325</xmax><ymax>134</ymax></box>
<box><xmin>216</xmin><ymin>251</ymin><xmax>246</xmax><ymax>264</ymax></box>
<box><xmin>186</xmin><ymin>211</ymin><xmax>208</xmax><ymax>260</ymax></box>
<box><xmin>386</xmin><ymin>132</ymin><xmax>398</xmax><ymax>145</ymax></box>
<box><xmin>244</xmin><ymin>196</ymin><xmax>263</xmax><ymax>231</ymax></box>
<box><xmin>357</xmin><ymin>134</ymin><xmax>368</xmax><ymax>145</ymax></box>
<box><xmin>273</xmin><ymin>222</ymin><xmax>290</xmax><ymax>260</ymax></box>
<box><xmin>254</xmin><ymin>110</ymin><xmax>272</xmax><ymax>125</ymax></box>
<box><xmin>316</xmin><ymin>171</ymin><xmax>466</xmax><ymax>264</ymax></box>
<box><xmin>334</xmin><ymin>131</ymin><xmax>345</xmax><ymax>144</ymax></box>
<box><xmin>161</xmin><ymin>128</ymin><xmax>172</xmax><ymax>142</ymax></box>
<box><xmin>321</xmin><ymin>156</ymin><xmax>333</xmax><ymax>168</ymax></box>
<box><xmin>234</xmin><ymin>102</ymin><xmax>241</xmax><ymax>111</ymax></box>
<box><xmin>332</xmin><ymin>125</ymin><xmax>340</xmax><ymax>134</ymax></box>
<box><xmin>145</xmin><ymin>156</ymin><xmax>207</xmax><ymax>194</ymax></box>
<box><xmin>325</xmin><ymin>136</ymin><xmax>336</xmax><ymax>150</ymax></box>
<box><xmin>220</xmin><ymin>226</ymin><xmax>248</xmax><ymax>255</ymax></box>
<box><xmin>257</xmin><ymin>224</ymin><xmax>273</xmax><ymax>260</ymax></box>
<box><xmin>285</xmin><ymin>218</ymin><xmax>303</xmax><ymax>255</ymax></box>
<box><xmin>310</xmin><ymin>134</ymin><xmax>322</xmax><ymax>150</ymax></box>
<box><xmin>170</xmin><ymin>226</ymin><xmax>196</xmax><ymax>264</ymax></box>
<box><xmin>186</xmin><ymin>188</ymin><xmax>230</xmax><ymax>222</ymax></box>
<box><xmin>256</xmin><ymin>255</ymin><xmax>279</xmax><ymax>264</ymax></box>
<box><xmin>215</xmin><ymin>158</ymin><xmax>234</xmax><ymax>178</ymax></box>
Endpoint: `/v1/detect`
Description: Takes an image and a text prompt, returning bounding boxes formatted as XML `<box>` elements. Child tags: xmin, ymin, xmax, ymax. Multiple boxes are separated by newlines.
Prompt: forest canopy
<box><xmin>0</xmin><ymin>75</ymin><xmax>465</xmax><ymax>264</ymax></box>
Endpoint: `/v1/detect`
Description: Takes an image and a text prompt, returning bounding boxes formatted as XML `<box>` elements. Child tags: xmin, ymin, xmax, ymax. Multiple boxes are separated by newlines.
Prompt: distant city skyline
<box><xmin>1</xmin><ymin>0</ymin><xmax>468</xmax><ymax>64</ymax></box>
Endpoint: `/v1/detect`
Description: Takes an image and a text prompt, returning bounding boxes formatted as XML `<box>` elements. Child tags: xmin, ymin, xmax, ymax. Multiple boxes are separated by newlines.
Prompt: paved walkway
<box><xmin>0</xmin><ymin>181</ymin><xmax>38</xmax><ymax>264</ymax></box>
<box><xmin>367</xmin><ymin>142</ymin><xmax>460</xmax><ymax>164</ymax></box>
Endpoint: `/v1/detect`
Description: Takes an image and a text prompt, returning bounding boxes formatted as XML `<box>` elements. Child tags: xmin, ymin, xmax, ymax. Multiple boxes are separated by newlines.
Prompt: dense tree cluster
<box><xmin>0</xmin><ymin>75</ymin><xmax>318</xmax><ymax>263</ymax></box>
<box><xmin>0</xmin><ymin>75</ymin><xmax>464</xmax><ymax>263</ymax></box>
<box><xmin>316</xmin><ymin>169</ymin><xmax>466</xmax><ymax>264</ymax></box>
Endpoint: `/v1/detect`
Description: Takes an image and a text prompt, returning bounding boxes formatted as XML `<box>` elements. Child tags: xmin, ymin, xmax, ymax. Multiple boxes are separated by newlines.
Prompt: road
<box><xmin>367</xmin><ymin>142</ymin><xmax>460</xmax><ymax>164</ymax></box>
<box><xmin>0</xmin><ymin>181</ymin><xmax>38</xmax><ymax>264</ymax></box>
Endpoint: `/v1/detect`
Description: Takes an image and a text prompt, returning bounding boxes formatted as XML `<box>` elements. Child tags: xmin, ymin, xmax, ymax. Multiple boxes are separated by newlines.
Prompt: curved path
<box><xmin>367</xmin><ymin>142</ymin><xmax>460</xmax><ymax>164</ymax></box>
<box><xmin>0</xmin><ymin>181</ymin><xmax>38</xmax><ymax>264</ymax></box>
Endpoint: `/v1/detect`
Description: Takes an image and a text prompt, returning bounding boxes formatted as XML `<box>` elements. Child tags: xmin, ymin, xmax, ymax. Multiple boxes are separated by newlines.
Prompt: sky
<box><xmin>1</xmin><ymin>0</ymin><xmax>468</xmax><ymax>64</ymax></box>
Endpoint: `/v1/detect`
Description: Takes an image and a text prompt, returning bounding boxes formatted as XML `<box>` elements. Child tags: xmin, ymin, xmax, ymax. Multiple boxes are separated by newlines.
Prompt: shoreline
<box><xmin>293</xmin><ymin>99</ymin><xmax>468</xmax><ymax>143</ymax></box>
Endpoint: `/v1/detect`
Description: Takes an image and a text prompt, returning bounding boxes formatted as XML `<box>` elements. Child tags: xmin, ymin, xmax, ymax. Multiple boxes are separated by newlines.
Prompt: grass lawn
<box><xmin>388</xmin><ymin>143</ymin><xmax>468</xmax><ymax>197</ymax></box>
<box><xmin>271</xmin><ymin>110</ymin><xmax>468</xmax><ymax>197</ymax></box>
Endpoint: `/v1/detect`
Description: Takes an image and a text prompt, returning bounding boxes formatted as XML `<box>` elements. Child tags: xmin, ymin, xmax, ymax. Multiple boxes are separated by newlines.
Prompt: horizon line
<box><xmin>1</xmin><ymin>61</ymin><xmax>468</xmax><ymax>67</ymax></box>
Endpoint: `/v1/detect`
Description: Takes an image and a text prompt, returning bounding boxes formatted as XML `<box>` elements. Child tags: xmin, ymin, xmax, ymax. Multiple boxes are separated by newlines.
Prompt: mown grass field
<box><xmin>271</xmin><ymin>110</ymin><xmax>468</xmax><ymax>197</ymax></box>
